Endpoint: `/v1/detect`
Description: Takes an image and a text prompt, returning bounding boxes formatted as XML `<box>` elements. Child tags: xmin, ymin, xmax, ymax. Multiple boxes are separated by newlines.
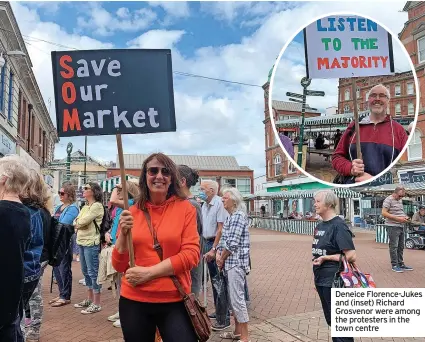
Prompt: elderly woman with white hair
<box><xmin>311</xmin><ymin>190</ymin><xmax>355</xmax><ymax>342</ymax></box>
<box><xmin>216</xmin><ymin>187</ymin><xmax>251</xmax><ymax>342</ymax></box>
<box><xmin>0</xmin><ymin>156</ymin><xmax>31</xmax><ymax>341</ymax></box>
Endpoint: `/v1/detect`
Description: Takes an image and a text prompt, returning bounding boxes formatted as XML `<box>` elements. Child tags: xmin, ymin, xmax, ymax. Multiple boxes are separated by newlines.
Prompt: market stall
<box><xmin>357</xmin><ymin>182</ymin><xmax>425</xmax><ymax>244</ymax></box>
<box><xmin>244</xmin><ymin>187</ymin><xmax>362</xmax><ymax>236</ymax></box>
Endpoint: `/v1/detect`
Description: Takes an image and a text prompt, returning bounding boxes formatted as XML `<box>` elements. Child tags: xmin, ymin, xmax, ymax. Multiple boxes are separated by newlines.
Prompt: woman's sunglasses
<box><xmin>147</xmin><ymin>167</ymin><xmax>171</xmax><ymax>177</ymax></box>
<box><xmin>84</xmin><ymin>187</ymin><xmax>92</xmax><ymax>191</ymax></box>
<box><xmin>58</xmin><ymin>191</ymin><xmax>65</xmax><ymax>196</ymax></box>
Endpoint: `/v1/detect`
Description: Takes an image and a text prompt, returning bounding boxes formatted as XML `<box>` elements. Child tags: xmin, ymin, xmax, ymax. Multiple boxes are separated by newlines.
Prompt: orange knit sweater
<box><xmin>112</xmin><ymin>196</ymin><xmax>200</xmax><ymax>303</ymax></box>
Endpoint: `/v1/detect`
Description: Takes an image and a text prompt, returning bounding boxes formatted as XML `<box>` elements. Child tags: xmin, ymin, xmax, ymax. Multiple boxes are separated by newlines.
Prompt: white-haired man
<box><xmin>382</xmin><ymin>186</ymin><xmax>413</xmax><ymax>273</ymax></box>
<box><xmin>199</xmin><ymin>180</ymin><xmax>230</xmax><ymax>331</ymax></box>
<box><xmin>332</xmin><ymin>84</ymin><xmax>408</xmax><ymax>184</ymax></box>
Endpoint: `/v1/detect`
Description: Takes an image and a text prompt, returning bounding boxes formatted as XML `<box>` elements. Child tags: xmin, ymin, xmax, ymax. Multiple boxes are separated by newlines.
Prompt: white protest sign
<box><xmin>304</xmin><ymin>15</ymin><xmax>394</xmax><ymax>79</ymax></box>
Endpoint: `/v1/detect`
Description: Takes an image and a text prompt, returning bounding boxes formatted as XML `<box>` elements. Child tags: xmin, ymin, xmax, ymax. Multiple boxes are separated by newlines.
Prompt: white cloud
<box><xmin>76</xmin><ymin>3</ymin><xmax>157</xmax><ymax>36</ymax></box>
<box><xmin>127</xmin><ymin>30</ymin><xmax>186</xmax><ymax>49</ymax></box>
<box><xmin>148</xmin><ymin>1</ymin><xmax>190</xmax><ymax>19</ymax></box>
<box><xmin>11</xmin><ymin>1</ymin><xmax>412</xmax><ymax>178</ymax></box>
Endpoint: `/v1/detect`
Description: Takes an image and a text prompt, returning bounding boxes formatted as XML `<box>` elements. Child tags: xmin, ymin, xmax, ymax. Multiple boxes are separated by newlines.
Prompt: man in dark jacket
<box><xmin>332</xmin><ymin>84</ymin><xmax>408</xmax><ymax>184</ymax></box>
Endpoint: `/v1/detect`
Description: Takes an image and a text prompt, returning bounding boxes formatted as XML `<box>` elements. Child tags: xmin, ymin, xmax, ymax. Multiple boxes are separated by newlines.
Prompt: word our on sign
<box><xmin>303</xmin><ymin>15</ymin><xmax>394</xmax><ymax>79</ymax></box>
<box><xmin>51</xmin><ymin>49</ymin><xmax>176</xmax><ymax>137</ymax></box>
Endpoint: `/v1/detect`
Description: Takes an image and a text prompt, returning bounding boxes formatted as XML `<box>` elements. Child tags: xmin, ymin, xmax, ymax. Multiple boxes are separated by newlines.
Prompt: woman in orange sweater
<box><xmin>112</xmin><ymin>153</ymin><xmax>200</xmax><ymax>342</ymax></box>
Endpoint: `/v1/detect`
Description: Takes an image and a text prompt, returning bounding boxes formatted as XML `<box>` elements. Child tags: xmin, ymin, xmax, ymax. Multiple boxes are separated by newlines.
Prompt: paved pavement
<box><xmin>38</xmin><ymin>228</ymin><xmax>425</xmax><ymax>341</ymax></box>
<box><xmin>305</xmin><ymin>153</ymin><xmax>337</xmax><ymax>184</ymax></box>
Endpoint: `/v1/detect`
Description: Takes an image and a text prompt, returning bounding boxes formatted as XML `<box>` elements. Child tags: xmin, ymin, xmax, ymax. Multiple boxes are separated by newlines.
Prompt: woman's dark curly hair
<box><xmin>177</xmin><ymin>165</ymin><xmax>199</xmax><ymax>189</ymax></box>
<box><xmin>137</xmin><ymin>153</ymin><xmax>186</xmax><ymax>210</ymax></box>
<box><xmin>87</xmin><ymin>182</ymin><xmax>103</xmax><ymax>203</ymax></box>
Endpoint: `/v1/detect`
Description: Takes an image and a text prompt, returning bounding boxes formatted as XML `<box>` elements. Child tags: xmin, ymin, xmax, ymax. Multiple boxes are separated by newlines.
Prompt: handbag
<box><xmin>332</xmin><ymin>254</ymin><xmax>377</xmax><ymax>288</ymax></box>
<box><xmin>143</xmin><ymin>210</ymin><xmax>212</xmax><ymax>342</ymax></box>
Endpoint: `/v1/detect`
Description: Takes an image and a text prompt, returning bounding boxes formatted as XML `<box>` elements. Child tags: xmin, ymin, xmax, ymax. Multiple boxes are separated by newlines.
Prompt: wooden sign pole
<box><xmin>116</xmin><ymin>134</ymin><xmax>135</xmax><ymax>267</ymax></box>
<box><xmin>351</xmin><ymin>77</ymin><xmax>362</xmax><ymax>160</ymax></box>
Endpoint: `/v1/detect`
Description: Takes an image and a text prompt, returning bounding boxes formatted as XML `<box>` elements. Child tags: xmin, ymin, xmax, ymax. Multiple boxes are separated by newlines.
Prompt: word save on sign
<box><xmin>51</xmin><ymin>49</ymin><xmax>176</xmax><ymax>137</ymax></box>
<box><xmin>304</xmin><ymin>15</ymin><xmax>394</xmax><ymax>79</ymax></box>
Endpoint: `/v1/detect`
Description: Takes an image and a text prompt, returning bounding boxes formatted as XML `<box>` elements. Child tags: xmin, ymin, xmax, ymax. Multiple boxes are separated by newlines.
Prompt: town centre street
<box><xmin>40</xmin><ymin>228</ymin><xmax>425</xmax><ymax>342</ymax></box>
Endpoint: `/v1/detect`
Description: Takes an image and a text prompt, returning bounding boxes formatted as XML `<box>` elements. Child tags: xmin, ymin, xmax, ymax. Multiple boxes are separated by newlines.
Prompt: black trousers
<box><xmin>315</xmin><ymin>285</ymin><xmax>354</xmax><ymax>342</ymax></box>
<box><xmin>119</xmin><ymin>296</ymin><xmax>197</xmax><ymax>342</ymax></box>
<box><xmin>0</xmin><ymin>315</ymin><xmax>23</xmax><ymax>342</ymax></box>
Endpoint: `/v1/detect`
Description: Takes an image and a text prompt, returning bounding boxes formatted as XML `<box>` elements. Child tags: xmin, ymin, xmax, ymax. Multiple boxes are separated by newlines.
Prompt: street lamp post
<box><xmin>286</xmin><ymin>77</ymin><xmax>325</xmax><ymax>167</ymax></box>
<box><xmin>297</xmin><ymin>77</ymin><xmax>311</xmax><ymax>166</ymax></box>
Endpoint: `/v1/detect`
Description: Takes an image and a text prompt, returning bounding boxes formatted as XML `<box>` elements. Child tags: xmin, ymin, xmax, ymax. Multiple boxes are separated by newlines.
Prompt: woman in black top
<box><xmin>0</xmin><ymin>156</ymin><xmax>31</xmax><ymax>342</ymax></box>
<box><xmin>311</xmin><ymin>190</ymin><xmax>356</xmax><ymax>342</ymax></box>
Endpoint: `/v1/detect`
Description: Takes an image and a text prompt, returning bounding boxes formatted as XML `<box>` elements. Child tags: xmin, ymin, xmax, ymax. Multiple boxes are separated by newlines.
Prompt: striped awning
<box><xmin>357</xmin><ymin>182</ymin><xmax>425</xmax><ymax>197</ymax></box>
<box><xmin>275</xmin><ymin>113</ymin><xmax>357</xmax><ymax>128</ymax></box>
<box><xmin>100</xmin><ymin>175</ymin><xmax>139</xmax><ymax>193</ymax></box>
<box><xmin>243</xmin><ymin>187</ymin><xmax>362</xmax><ymax>200</ymax></box>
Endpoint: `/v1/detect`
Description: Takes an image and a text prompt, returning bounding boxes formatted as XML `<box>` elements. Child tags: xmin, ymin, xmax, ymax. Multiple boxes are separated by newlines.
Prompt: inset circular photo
<box><xmin>269</xmin><ymin>13</ymin><xmax>419</xmax><ymax>187</ymax></box>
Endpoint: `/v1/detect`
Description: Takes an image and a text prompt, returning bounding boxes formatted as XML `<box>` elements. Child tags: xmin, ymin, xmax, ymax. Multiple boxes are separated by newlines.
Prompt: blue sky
<box><xmin>12</xmin><ymin>1</ymin><xmax>409</xmax><ymax>177</ymax></box>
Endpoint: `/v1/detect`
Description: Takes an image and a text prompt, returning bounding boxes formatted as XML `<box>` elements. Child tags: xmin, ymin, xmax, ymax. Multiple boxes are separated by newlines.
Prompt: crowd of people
<box><xmin>0</xmin><ymin>152</ymin><xmax>252</xmax><ymax>342</ymax></box>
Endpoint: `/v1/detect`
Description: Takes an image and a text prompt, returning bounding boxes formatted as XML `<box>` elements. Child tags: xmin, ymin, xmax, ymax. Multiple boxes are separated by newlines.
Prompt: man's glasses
<box><xmin>58</xmin><ymin>191</ymin><xmax>65</xmax><ymax>196</ymax></box>
<box><xmin>147</xmin><ymin>167</ymin><xmax>171</xmax><ymax>177</ymax></box>
<box><xmin>369</xmin><ymin>93</ymin><xmax>388</xmax><ymax>99</ymax></box>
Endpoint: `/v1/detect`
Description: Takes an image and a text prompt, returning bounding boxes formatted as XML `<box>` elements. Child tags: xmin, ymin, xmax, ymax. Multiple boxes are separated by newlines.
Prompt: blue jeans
<box><xmin>79</xmin><ymin>245</ymin><xmax>101</xmax><ymax>294</ymax></box>
<box><xmin>203</xmin><ymin>239</ymin><xmax>230</xmax><ymax>326</ymax></box>
<box><xmin>53</xmin><ymin>237</ymin><xmax>74</xmax><ymax>300</ymax></box>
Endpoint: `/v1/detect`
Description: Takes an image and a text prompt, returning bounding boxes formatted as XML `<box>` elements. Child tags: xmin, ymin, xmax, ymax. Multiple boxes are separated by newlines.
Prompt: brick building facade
<box><xmin>107</xmin><ymin>154</ymin><xmax>254</xmax><ymax>196</ymax></box>
<box><xmin>394</xmin><ymin>1</ymin><xmax>425</xmax><ymax>176</ymax></box>
<box><xmin>263</xmin><ymin>80</ymin><xmax>320</xmax><ymax>183</ymax></box>
<box><xmin>338</xmin><ymin>71</ymin><xmax>416</xmax><ymax>118</ymax></box>
<box><xmin>0</xmin><ymin>2</ymin><xmax>57</xmax><ymax>172</ymax></box>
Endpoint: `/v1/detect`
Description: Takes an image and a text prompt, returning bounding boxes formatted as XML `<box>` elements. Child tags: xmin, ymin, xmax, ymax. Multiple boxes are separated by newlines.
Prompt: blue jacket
<box><xmin>24</xmin><ymin>206</ymin><xmax>44</xmax><ymax>283</ymax></box>
<box><xmin>110</xmin><ymin>199</ymin><xmax>134</xmax><ymax>244</ymax></box>
<box><xmin>54</xmin><ymin>203</ymin><xmax>80</xmax><ymax>225</ymax></box>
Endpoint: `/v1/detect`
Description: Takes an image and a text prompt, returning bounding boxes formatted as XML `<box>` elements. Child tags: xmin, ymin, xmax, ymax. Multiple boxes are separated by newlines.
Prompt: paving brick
<box><xmin>37</xmin><ymin>228</ymin><xmax>425</xmax><ymax>341</ymax></box>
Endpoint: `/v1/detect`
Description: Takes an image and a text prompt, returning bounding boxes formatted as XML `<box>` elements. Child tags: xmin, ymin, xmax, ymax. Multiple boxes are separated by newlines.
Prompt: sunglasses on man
<box><xmin>147</xmin><ymin>167</ymin><xmax>171</xmax><ymax>177</ymax></box>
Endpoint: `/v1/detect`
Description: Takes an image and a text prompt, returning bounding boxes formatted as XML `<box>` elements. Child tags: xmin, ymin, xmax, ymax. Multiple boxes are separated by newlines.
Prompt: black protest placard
<box><xmin>51</xmin><ymin>49</ymin><xmax>176</xmax><ymax>137</ymax></box>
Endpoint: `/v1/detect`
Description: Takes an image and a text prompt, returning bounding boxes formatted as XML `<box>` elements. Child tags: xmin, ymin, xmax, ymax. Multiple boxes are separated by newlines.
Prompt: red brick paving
<box><xmin>38</xmin><ymin>228</ymin><xmax>425</xmax><ymax>341</ymax></box>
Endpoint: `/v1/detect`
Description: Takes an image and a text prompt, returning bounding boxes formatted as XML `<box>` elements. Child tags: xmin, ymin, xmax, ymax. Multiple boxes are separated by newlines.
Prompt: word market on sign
<box><xmin>304</xmin><ymin>15</ymin><xmax>394</xmax><ymax>79</ymax></box>
<box><xmin>51</xmin><ymin>49</ymin><xmax>176</xmax><ymax>138</ymax></box>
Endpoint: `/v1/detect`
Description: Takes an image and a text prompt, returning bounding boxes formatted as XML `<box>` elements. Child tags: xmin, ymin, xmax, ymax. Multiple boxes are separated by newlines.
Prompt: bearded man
<box><xmin>332</xmin><ymin>84</ymin><xmax>408</xmax><ymax>184</ymax></box>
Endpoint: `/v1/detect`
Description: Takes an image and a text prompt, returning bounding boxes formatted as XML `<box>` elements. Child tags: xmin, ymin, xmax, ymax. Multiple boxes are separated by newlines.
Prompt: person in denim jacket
<box><xmin>49</xmin><ymin>183</ymin><xmax>80</xmax><ymax>308</ymax></box>
<box><xmin>20</xmin><ymin>170</ymin><xmax>53</xmax><ymax>341</ymax></box>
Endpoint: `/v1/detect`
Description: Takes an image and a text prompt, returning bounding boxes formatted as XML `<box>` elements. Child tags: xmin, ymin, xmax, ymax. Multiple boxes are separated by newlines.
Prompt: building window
<box><xmin>394</xmin><ymin>85</ymin><xmax>401</xmax><ymax>97</ymax></box>
<box><xmin>288</xmin><ymin>161</ymin><xmax>297</xmax><ymax>174</ymax></box>
<box><xmin>344</xmin><ymin>89</ymin><xmax>350</xmax><ymax>101</ymax></box>
<box><xmin>274</xmin><ymin>154</ymin><xmax>281</xmax><ymax>176</ymax></box>
<box><xmin>408</xmin><ymin>102</ymin><xmax>415</xmax><ymax>116</ymax></box>
<box><xmin>387</xmin><ymin>107</ymin><xmax>390</xmax><ymax>115</ymax></box>
<box><xmin>17</xmin><ymin>90</ymin><xmax>21</xmax><ymax>133</ymax></box>
<box><xmin>237</xmin><ymin>178</ymin><xmax>251</xmax><ymax>194</ymax></box>
<box><xmin>408</xmin><ymin>129</ymin><xmax>422</xmax><ymax>161</ymax></box>
<box><xmin>418</xmin><ymin>37</ymin><xmax>425</xmax><ymax>64</ymax></box>
<box><xmin>30</xmin><ymin>114</ymin><xmax>35</xmax><ymax>149</ymax></box>
<box><xmin>223</xmin><ymin>178</ymin><xmax>236</xmax><ymax>188</ymax></box>
<box><xmin>7</xmin><ymin>71</ymin><xmax>13</xmax><ymax>122</ymax></box>
<box><xmin>344</xmin><ymin>105</ymin><xmax>350</xmax><ymax>113</ymax></box>
<box><xmin>22</xmin><ymin>98</ymin><xmax>27</xmax><ymax>138</ymax></box>
<box><xmin>357</xmin><ymin>103</ymin><xmax>360</xmax><ymax>112</ymax></box>
<box><xmin>407</xmin><ymin>83</ymin><xmax>414</xmax><ymax>95</ymax></box>
<box><xmin>395</xmin><ymin>103</ymin><xmax>401</xmax><ymax>116</ymax></box>
<box><xmin>265</xmin><ymin>132</ymin><xmax>268</xmax><ymax>148</ymax></box>
<box><xmin>267</xmin><ymin>161</ymin><xmax>271</xmax><ymax>178</ymax></box>
<box><xmin>356</xmin><ymin>87</ymin><xmax>360</xmax><ymax>99</ymax></box>
<box><xmin>0</xmin><ymin>61</ymin><xmax>6</xmax><ymax>113</ymax></box>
